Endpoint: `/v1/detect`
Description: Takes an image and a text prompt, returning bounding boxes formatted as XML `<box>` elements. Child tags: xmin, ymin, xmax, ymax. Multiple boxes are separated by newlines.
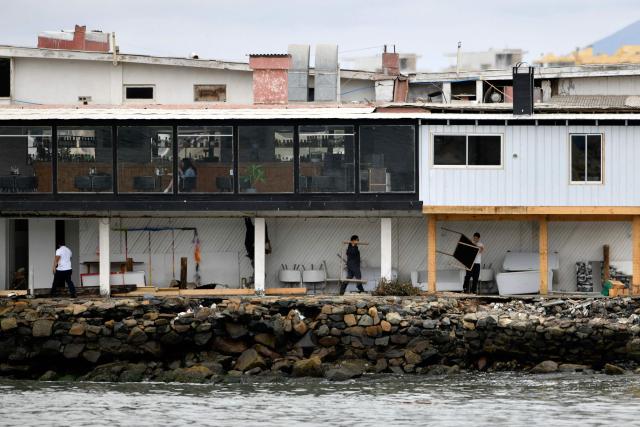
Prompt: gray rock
<box><xmin>63</xmin><ymin>343</ymin><xmax>85</xmax><ymax>359</ymax></box>
<box><xmin>557</xmin><ymin>363</ymin><xmax>590</xmax><ymax>372</ymax></box>
<box><xmin>32</xmin><ymin>320</ymin><xmax>54</xmax><ymax>337</ymax></box>
<box><xmin>316</xmin><ymin>324</ymin><xmax>330</xmax><ymax>337</ymax></box>
<box><xmin>358</xmin><ymin>315</ymin><xmax>374</xmax><ymax>327</ymax></box>
<box><xmin>39</xmin><ymin>370</ymin><xmax>58</xmax><ymax>381</ymax></box>
<box><xmin>82</xmin><ymin>350</ymin><xmax>101</xmax><ymax>363</ymax></box>
<box><xmin>127</xmin><ymin>327</ymin><xmax>147</xmax><ymax>345</ymax></box>
<box><xmin>604</xmin><ymin>363</ymin><xmax>625</xmax><ymax>375</ymax></box>
<box><xmin>119</xmin><ymin>363</ymin><xmax>148</xmax><ymax>382</ymax></box>
<box><xmin>530</xmin><ymin>360</ymin><xmax>558</xmax><ymax>374</ymax></box>
<box><xmin>292</xmin><ymin>356</ymin><xmax>323</xmax><ymax>377</ymax></box>
<box><xmin>194</xmin><ymin>332</ymin><xmax>212</xmax><ymax>346</ymax></box>
<box><xmin>325</xmin><ymin>360</ymin><xmax>365</xmax><ymax>381</ymax></box>
<box><xmin>225</xmin><ymin>322</ymin><xmax>248</xmax><ymax>339</ymax></box>
<box><xmin>386</xmin><ymin>312</ymin><xmax>402</xmax><ymax>325</ymax></box>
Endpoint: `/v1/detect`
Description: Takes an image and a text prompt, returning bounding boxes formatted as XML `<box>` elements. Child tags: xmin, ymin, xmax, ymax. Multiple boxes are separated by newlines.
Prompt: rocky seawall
<box><xmin>1</xmin><ymin>295</ymin><xmax>640</xmax><ymax>382</ymax></box>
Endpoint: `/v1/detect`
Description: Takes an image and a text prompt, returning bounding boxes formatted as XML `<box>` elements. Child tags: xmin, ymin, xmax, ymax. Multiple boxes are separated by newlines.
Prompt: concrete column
<box><xmin>65</xmin><ymin>220</ymin><xmax>80</xmax><ymax>288</ymax></box>
<box><xmin>380</xmin><ymin>218</ymin><xmax>392</xmax><ymax>280</ymax></box>
<box><xmin>254</xmin><ymin>218</ymin><xmax>266</xmax><ymax>293</ymax></box>
<box><xmin>99</xmin><ymin>218</ymin><xmax>110</xmax><ymax>297</ymax></box>
<box><xmin>633</xmin><ymin>216</ymin><xmax>640</xmax><ymax>295</ymax></box>
<box><xmin>0</xmin><ymin>219</ymin><xmax>6</xmax><ymax>289</ymax></box>
<box><xmin>441</xmin><ymin>82</ymin><xmax>452</xmax><ymax>104</ymax></box>
<box><xmin>475</xmin><ymin>80</ymin><xmax>484</xmax><ymax>103</ymax></box>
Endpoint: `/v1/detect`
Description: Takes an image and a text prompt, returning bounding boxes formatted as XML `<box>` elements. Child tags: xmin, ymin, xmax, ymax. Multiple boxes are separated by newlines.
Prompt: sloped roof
<box><xmin>591</xmin><ymin>20</ymin><xmax>640</xmax><ymax>55</ymax></box>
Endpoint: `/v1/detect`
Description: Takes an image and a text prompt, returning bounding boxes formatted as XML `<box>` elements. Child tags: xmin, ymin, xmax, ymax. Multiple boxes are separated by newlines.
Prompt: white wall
<box><xmin>13</xmin><ymin>58</ymin><xmax>253</xmax><ymax>105</ymax></box>
<box><xmin>122</xmin><ymin>63</ymin><xmax>253</xmax><ymax>104</ymax></box>
<box><xmin>559</xmin><ymin>76</ymin><xmax>640</xmax><ymax>96</ymax></box>
<box><xmin>28</xmin><ymin>219</ymin><xmax>55</xmax><ymax>290</ymax></box>
<box><xmin>421</xmin><ymin>124</ymin><xmax>640</xmax><ymax>206</ymax></box>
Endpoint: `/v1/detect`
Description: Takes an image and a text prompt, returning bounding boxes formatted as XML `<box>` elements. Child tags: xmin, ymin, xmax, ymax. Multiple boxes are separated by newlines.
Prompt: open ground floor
<box><xmin>0</xmin><ymin>210</ymin><xmax>637</xmax><ymax>297</ymax></box>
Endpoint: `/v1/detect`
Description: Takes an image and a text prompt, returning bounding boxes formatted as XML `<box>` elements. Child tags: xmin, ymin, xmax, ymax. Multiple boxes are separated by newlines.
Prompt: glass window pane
<box><xmin>0</xmin><ymin>127</ymin><xmax>52</xmax><ymax>193</ymax></box>
<box><xmin>299</xmin><ymin>125</ymin><xmax>354</xmax><ymax>193</ymax></box>
<box><xmin>57</xmin><ymin>127</ymin><xmax>113</xmax><ymax>193</ymax></box>
<box><xmin>360</xmin><ymin>125</ymin><xmax>415</xmax><ymax>192</ymax></box>
<box><xmin>468</xmin><ymin>135</ymin><xmax>501</xmax><ymax>166</ymax></box>
<box><xmin>117</xmin><ymin>126</ymin><xmax>173</xmax><ymax>193</ymax></box>
<box><xmin>586</xmin><ymin>134</ymin><xmax>602</xmax><ymax>182</ymax></box>
<box><xmin>178</xmin><ymin>126</ymin><xmax>233</xmax><ymax>193</ymax></box>
<box><xmin>571</xmin><ymin>135</ymin><xmax>586</xmax><ymax>182</ymax></box>
<box><xmin>238</xmin><ymin>126</ymin><xmax>294</xmax><ymax>193</ymax></box>
<box><xmin>433</xmin><ymin>135</ymin><xmax>466</xmax><ymax>166</ymax></box>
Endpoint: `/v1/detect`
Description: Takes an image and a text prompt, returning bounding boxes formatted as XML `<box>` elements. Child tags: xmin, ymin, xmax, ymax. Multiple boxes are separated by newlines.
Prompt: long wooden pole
<box><xmin>633</xmin><ymin>216</ymin><xmax>640</xmax><ymax>295</ymax></box>
<box><xmin>539</xmin><ymin>216</ymin><xmax>548</xmax><ymax>295</ymax></box>
<box><xmin>427</xmin><ymin>215</ymin><xmax>437</xmax><ymax>294</ymax></box>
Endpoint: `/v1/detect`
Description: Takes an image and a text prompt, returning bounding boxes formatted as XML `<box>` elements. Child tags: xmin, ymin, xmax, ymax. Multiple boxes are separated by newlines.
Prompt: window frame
<box><xmin>358</xmin><ymin>124</ymin><xmax>416</xmax><ymax>194</ymax></box>
<box><xmin>431</xmin><ymin>133</ymin><xmax>504</xmax><ymax>169</ymax></box>
<box><xmin>193</xmin><ymin>84</ymin><xmax>227</xmax><ymax>102</ymax></box>
<box><xmin>123</xmin><ymin>85</ymin><xmax>155</xmax><ymax>102</ymax></box>
<box><xmin>569</xmin><ymin>132</ymin><xmax>604</xmax><ymax>185</ymax></box>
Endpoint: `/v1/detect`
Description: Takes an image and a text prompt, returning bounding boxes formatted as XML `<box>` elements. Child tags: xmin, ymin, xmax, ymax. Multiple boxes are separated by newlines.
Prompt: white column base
<box><xmin>381</xmin><ymin>217</ymin><xmax>392</xmax><ymax>281</ymax></box>
<box><xmin>254</xmin><ymin>218</ymin><xmax>266</xmax><ymax>293</ymax></box>
<box><xmin>99</xmin><ymin>218</ymin><xmax>110</xmax><ymax>297</ymax></box>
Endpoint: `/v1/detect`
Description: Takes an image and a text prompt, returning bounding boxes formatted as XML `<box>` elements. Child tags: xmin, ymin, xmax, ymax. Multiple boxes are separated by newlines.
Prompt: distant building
<box><xmin>444</xmin><ymin>48</ymin><xmax>524</xmax><ymax>72</ymax></box>
<box><xmin>537</xmin><ymin>20</ymin><xmax>640</xmax><ymax>66</ymax></box>
<box><xmin>37</xmin><ymin>25</ymin><xmax>110</xmax><ymax>52</ymax></box>
<box><xmin>344</xmin><ymin>52</ymin><xmax>419</xmax><ymax>74</ymax></box>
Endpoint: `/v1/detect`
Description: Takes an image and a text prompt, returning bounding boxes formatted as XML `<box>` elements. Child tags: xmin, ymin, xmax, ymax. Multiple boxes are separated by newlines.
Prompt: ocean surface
<box><xmin>1</xmin><ymin>372</ymin><xmax>639</xmax><ymax>426</ymax></box>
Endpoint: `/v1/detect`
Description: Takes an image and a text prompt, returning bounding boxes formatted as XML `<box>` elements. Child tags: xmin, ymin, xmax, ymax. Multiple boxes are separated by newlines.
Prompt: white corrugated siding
<box><xmin>78</xmin><ymin>216</ymin><xmax>629</xmax><ymax>291</ymax></box>
<box><xmin>421</xmin><ymin>125</ymin><xmax>640</xmax><ymax>206</ymax></box>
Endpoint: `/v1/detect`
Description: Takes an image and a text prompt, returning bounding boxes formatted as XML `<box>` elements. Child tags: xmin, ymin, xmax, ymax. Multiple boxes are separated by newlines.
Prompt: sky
<box><xmin>2</xmin><ymin>0</ymin><xmax>640</xmax><ymax>71</ymax></box>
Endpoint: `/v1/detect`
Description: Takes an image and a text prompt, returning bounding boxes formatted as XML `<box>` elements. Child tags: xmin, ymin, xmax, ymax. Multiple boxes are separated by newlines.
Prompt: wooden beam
<box><xmin>539</xmin><ymin>216</ymin><xmax>549</xmax><ymax>295</ymax></box>
<box><xmin>633</xmin><ymin>216</ymin><xmax>640</xmax><ymax>295</ymax></box>
<box><xmin>423</xmin><ymin>205</ymin><xmax>640</xmax><ymax>216</ymax></box>
<box><xmin>427</xmin><ymin>214</ymin><xmax>437</xmax><ymax>294</ymax></box>
<box><xmin>264</xmin><ymin>288</ymin><xmax>307</xmax><ymax>295</ymax></box>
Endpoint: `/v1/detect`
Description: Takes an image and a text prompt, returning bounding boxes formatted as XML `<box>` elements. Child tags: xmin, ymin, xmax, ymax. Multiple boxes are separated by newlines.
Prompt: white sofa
<box><xmin>496</xmin><ymin>252</ymin><xmax>558</xmax><ymax>295</ymax></box>
<box><xmin>410</xmin><ymin>269</ymin><xmax>465</xmax><ymax>292</ymax></box>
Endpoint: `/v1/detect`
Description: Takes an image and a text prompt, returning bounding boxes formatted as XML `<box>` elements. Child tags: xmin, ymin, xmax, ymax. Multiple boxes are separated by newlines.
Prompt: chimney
<box><xmin>249</xmin><ymin>54</ymin><xmax>291</xmax><ymax>104</ymax></box>
<box><xmin>512</xmin><ymin>64</ymin><xmax>535</xmax><ymax>115</ymax></box>
<box><xmin>382</xmin><ymin>45</ymin><xmax>400</xmax><ymax>76</ymax></box>
<box><xmin>37</xmin><ymin>24</ymin><xmax>110</xmax><ymax>52</ymax></box>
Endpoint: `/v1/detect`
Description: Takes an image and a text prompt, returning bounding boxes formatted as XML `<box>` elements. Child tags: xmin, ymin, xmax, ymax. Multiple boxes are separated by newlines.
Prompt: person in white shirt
<box><xmin>463</xmin><ymin>232</ymin><xmax>484</xmax><ymax>294</ymax></box>
<box><xmin>51</xmin><ymin>241</ymin><xmax>76</xmax><ymax>298</ymax></box>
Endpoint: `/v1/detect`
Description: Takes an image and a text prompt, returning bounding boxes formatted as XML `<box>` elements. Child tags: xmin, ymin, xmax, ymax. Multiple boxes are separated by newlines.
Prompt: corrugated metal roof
<box><xmin>548</xmin><ymin>95</ymin><xmax>628</xmax><ymax>108</ymax></box>
<box><xmin>1</xmin><ymin>106</ymin><xmax>640</xmax><ymax>121</ymax></box>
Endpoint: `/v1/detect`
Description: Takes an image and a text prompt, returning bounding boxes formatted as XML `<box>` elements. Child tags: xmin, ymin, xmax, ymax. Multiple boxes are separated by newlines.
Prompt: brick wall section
<box><xmin>249</xmin><ymin>55</ymin><xmax>291</xmax><ymax>104</ymax></box>
<box><xmin>37</xmin><ymin>25</ymin><xmax>110</xmax><ymax>52</ymax></box>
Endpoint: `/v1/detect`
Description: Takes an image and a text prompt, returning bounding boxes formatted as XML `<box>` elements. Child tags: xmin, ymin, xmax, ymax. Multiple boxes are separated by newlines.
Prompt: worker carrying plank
<box><xmin>340</xmin><ymin>235</ymin><xmax>364</xmax><ymax>295</ymax></box>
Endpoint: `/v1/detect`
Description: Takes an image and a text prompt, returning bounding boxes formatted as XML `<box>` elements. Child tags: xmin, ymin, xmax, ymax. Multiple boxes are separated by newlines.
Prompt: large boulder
<box><xmin>324</xmin><ymin>360</ymin><xmax>367</xmax><ymax>381</ymax></box>
<box><xmin>32</xmin><ymin>320</ymin><xmax>54</xmax><ymax>337</ymax></box>
<box><xmin>213</xmin><ymin>337</ymin><xmax>247</xmax><ymax>354</ymax></box>
<box><xmin>234</xmin><ymin>349</ymin><xmax>266</xmax><ymax>372</ymax></box>
<box><xmin>530</xmin><ymin>360</ymin><xmax>558</xmax><ymax>374</ymax></box>
<box><xmin>292</xmin><ymin>356</ymin><xmax>323</xmax><ymax>377</ymax></box>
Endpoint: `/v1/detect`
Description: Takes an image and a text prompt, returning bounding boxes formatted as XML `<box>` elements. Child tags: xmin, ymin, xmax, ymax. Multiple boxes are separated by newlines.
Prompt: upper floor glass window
<box><xmin>238</xmin><ymin>126</ymin><xmax>294</xmax><ymax>193</ymax></box>
<box><xmin>0</xmin><ymin>127</ymin><xmax>51</xmax><ymax>193</ymax></box>
<box><xmin>177</xmin><ymin>126</ymin><xmax>233</xmax><ymax>193</ymax></box>
<box><xmin>433</xmin><ymin>134</ymin><xmax>502</xmax><ymax>167</ymax></box>
<box><xmin>117</xmin><ymin>126</ymin><xmax>173</xmax><ymax>193</ymax></box>
<box><xmin>570</xmin><ymin>134</ymin><xmax>602</xmax><ymax>183</ymax></box>
<box><xmin>57</xmin><ymin>127</ymin><xmax>113</xmax><ymax>193</ymax></box>
<box><xmin>359</xmin><ymin>125</ymin><xmax>415</xmax><ymax>193</ymax></box>
<box><xmin>299</xmin><ymin>125</ymin><xmax>354</xmax><ymax>193</ymax></box>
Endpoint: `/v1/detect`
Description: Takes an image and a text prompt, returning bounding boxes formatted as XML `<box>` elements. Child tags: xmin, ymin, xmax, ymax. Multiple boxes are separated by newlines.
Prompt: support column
<box><xmin>99</xmin><ymin>218</ymin><xmax>110</xmax><ymax>297</ymax></box>
<box><xmin>442</xmin><ymin>82</ymin><xmax>452</xmax><ymax>104</ymax></box>
<box><xmin>475</xmin><ymin>80</ymin><xmax>484</xmax><ymax>103</ymax></box>
<box><xmin>427</xmin><ymin>215</ymin><xmax>437</xmax><ymax>293</ymax></box>
<box><xmin>254</xmin><ymin>218</ymin><xmax>266</xmax><ymax>294</ymax></box>
<box><xmin>633</xmin><ymin>216</ymin><xmax>640</xmax><ymax>295</ymax></box>
<box><xmin>539</xmin><ymin>216</ymin><xmax>548</xmax><ymax>295</ymax></box>
<box><xmin>381</xmin><ymin>218</ymin><xmax>392</xmax><ymax>280</ymax></box>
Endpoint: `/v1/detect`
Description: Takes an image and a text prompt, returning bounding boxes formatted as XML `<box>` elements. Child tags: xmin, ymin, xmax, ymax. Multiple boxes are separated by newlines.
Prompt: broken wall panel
<box><xmin>314</xmin><ymin>44</ymin><xmax>338</xmax><ymax>102</ymax></box>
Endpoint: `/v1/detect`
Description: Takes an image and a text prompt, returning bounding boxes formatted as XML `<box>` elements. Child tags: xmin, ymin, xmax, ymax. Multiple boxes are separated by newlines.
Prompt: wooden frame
<box><xmin>430</xmin><ymin>132</ymin><xmax>505</xmax><ymax>170</ymax></box>
<box><xmin>568</xmin><ymin>133</ymin><xmax>604</xmax><ymax>185</ymax></box>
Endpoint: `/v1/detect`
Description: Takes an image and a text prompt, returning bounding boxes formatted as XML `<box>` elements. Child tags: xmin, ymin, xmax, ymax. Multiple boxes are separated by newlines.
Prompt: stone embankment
<box><xmin>1</xmin><ymin>295</ymin><xmax>640</xmax><ymax>382</ymax></box>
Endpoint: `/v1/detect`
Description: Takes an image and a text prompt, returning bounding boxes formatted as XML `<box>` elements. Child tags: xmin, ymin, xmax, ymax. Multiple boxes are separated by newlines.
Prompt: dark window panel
<box><xmin>177</xmin><ymin>126</ymin><xmax>233</xmax><ymax>193</ymax></box>
<box><xmin>433</xmin><ymin>135</ymin><xmax>466</xmax><ymax>165</ymax></box>
<box><xmin>468</xmin><ymin>135</ymin><xmax>501</xmax><ymax>166</ymax></box>
<box><xmin>238</xmin><ymin>126</ymin><xmax>294</xmax><ymax>193</ymax></box>
<box><xmin>586</xmin><ymin>134</ymin><xmax>602</xmax><ymax>182</ymax></box>
<box><xmin>125</xmin><ymin>86</ymin><xmax>154</xmax><ymax>100</ymax></box>
<box><xmin>299</xmin><ymin>125</ymin><xmax>354</xmax><ymax>193</ymax></box>
<box><xmin>57</xmin><ymin>127</ymin><xmax>113</xmax><ymax>193</ymax></box>
<box><xmin>0</xmin><ymin>58</ymin><xmax>9</xmax><ymax>98</ymax></box>
<box><xmin>117</xmin><ymin>126</ymin><xmax>173</xmax><ymax>193</ymax></box>
<box><xmin>0</xmin><ymin>127</ymin><xmax>52</xmax><ymax>193</ymax></box>
<box><xmin>360</xmin><ymin>125</ymin><xmax>415</xmax><ymax>193</ymax></box>
<box><xmin>571</xmin><ymin>135</ymin><xmax>586</xmax><ymax>182</ymax></box>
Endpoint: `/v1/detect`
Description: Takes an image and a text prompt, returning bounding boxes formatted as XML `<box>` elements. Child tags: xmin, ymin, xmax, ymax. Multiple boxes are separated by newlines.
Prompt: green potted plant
<box><xmin>243</xmin><ymin>164</ymin><xmax>266</xmax><ymax>193</ymax></box>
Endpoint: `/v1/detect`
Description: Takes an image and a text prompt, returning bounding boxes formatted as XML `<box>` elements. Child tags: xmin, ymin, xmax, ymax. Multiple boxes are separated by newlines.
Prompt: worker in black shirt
<box><xmin>340</xmin><ymin>235</ymin><xmax>364</xmax><ymax>295</ymax></box>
